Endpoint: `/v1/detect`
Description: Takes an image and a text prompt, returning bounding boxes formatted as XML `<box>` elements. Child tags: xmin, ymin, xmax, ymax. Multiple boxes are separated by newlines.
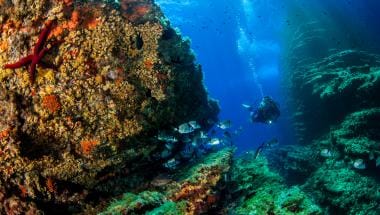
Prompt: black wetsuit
<box><xmin>252</xmin><ymin>96</ymin><xmax>280</xmax><ymax>124</ymax></box>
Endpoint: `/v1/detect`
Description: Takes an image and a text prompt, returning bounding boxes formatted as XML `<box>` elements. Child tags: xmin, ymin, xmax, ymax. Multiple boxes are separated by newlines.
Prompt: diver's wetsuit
<box><xmin>251</xmin><ymin>96</ymin><xmax>280</xmax><ymax>124</ymax></box>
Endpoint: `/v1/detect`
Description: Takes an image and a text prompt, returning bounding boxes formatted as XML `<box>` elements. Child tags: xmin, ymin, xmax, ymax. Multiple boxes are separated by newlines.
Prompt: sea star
<box><xmin>3</xmin><ymin>20</ymin><xmax>56</xmax><ymax>84</ymax></box>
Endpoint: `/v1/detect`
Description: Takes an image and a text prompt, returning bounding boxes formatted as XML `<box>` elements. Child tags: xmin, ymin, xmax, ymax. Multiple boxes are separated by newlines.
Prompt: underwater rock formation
<box><xmin>226</xmin><ymin>152</ymin><xmax>321</xmax><ymax>214</ymax></box>
<box><xmin>0</xmin><ymin>0</ymin><xmax>218</xmax><ymax>213</ymax></box>
<box><xmin>288</xmin><ymin>50</ymin><xmax>380</xmax><ymax>143</ymax></box>
<box><xmin>100</xmin><ymin>148</ymin><xmax>233</xmax><ymax>215</ymax></box>
<box><xmin>303</xmin><ymin>161</ymin><xmax>379</xmax><ymax>215</ymax></box>
<box><xmin>280</xmin><ymin>49</ymin><xmax>380</xmax><ymax>214</ymax></box>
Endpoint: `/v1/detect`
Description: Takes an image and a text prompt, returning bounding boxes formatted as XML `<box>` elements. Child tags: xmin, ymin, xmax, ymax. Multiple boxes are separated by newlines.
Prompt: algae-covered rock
<box><xmin>332</xmin><ymin>108</ymin><xmax>380</xmax><ymax>159</ymax></box>
<box><xmin>303</xmin><ymin>163</ymin><xmax>380</xmax><ymax>214</ymax></box>
<box><xmin>287</xmin><ymin>50</ymin><xmax>380</xmax><ymax>142</ymax></box>
<box><xmin>283</xmin><ymin>48</ymin><xmax>380</xmax><ymax>214</ymax></box>
<box><xmin>100</xmin><ymin>191</ymin><xmax>166</xmax><ymax>215</ymax></box>
<box><xmin>101</xmin><ymin>148</ymin><xmax>234</xmax><ymax>215</ymax></box>
<box><xmin>227</xmin><ymin>153</ymin><xmax>322</xmax><ymax>215</ymax></box>
<box><xmin>265</xmin><ymin>144</ymin><xmax>321</xmax><ymax>184</ymax></box>
<box><xmin>0</xmin><ymin>0</ymin><xmax>218</xmax><ymax>213</ymax></box>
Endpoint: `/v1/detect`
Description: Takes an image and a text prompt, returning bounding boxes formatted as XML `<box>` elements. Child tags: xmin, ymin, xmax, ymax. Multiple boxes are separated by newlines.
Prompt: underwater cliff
<box><xmin>271</xmin><ymin>15</ymin><xmax>380</xmax><ymax>214</ymax></box>
<box><xmin>0</xmin><ymin>0</ymin><xmax>221</xmax><ymax>213</ymax></box>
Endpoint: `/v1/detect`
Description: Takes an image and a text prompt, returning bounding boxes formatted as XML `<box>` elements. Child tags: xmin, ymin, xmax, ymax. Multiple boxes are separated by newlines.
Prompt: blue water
<box><xmin>156</xmin><ymin>0</ymin><xmax>380</xmax><ymax>153</ymax></box>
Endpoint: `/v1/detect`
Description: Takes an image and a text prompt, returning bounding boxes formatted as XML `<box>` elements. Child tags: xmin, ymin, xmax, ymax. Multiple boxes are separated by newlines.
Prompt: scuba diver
<box><xmin>242</xmin><ymin>96</ymin><xmax>280</xmax><ymax>124</ymax></box>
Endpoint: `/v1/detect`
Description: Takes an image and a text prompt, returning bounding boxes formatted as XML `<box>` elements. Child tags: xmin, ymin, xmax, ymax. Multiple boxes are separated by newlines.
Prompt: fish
<box><xmin>188</xmin><ymin>121</ymin><xmax>201</xmax><ymax>129</ymax></box>
<box><xmin>160</xmin><ymin>149</ymin><xmax>171</xmax><ymax>159</ymax></box>
<box><xmin>242</xmin><ymin>104</ymin><xmax>254</xmax><ymax>112</ymax></box>
<box><xmin>353</xmin><ymin>159</ymin><xmax>366</xmax><ymax>170</ymax></box>
<box><xmin>157</xmin><ymin>132</ymin><xmax>178</xmax><ymax>143</ymax></box>
<box><xmin>208</xmin><ymin>138</ymin><xmax>221</xmax><ymax>146</ymax></box>
<box><xmin>320</xmin><ymin>149</ymin><xmax>333</xmax><ymax>157</ymax></box>
<box><xmin>151</xmin><ymin>174</ymin><xmax>173</xmax><ymax>187</ymax></box>
<box><xmin>199</xmin><ymin>131</ymin><xmax>208</xmax><ymax>139</ymax></box>
<box><xmin>163</xmin><ymin>158</ymin><xmax>179</xmax><ymax>169</ymax></box>
<box><xmin>376</xmin><ymin>157</ymin><xmax>380</xmax><ymax>167</ymax></box>
<box><xmin>217</xmin><ymin>120</ymin><xmax>232</xmax><ymax>130</ymax></box>
<box><xmin>165</xmin><ymin>142</ymin><xmax>176</xmax><ymax>151</ymax></box>
<box><xmin>175</xmin><ymin>122</ymin><xmax>195</xmax><ymax>134</ymax></box>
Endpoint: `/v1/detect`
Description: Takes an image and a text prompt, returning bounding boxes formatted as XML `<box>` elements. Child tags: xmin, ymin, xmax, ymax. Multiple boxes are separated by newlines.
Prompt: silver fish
<box><xmin>157</xmin><ymin>133</ymin><xmax>178</xmax><ymax>143</ymax></box>
<box><xmin>209</xmin><ymin>138</ymin><xmax>221</xmax><ymax>146</ymax></box>
<box><xmin>164</xmin><ymin>158</ymin><xmax>179</xmax><ymax>169</ymax></box>
<box><xmin>217</xmin><ymin>120</ymin><xmax>232</xmax><ymax>130</ymax></box>
<box><xmin>160</xmin><ymin>149</ymin><xmax>171</xmax><ymax>159</ymax></box>
<box><xmin>242</xmin><ymin>104</ymin><xmax>254</xmax><ymax>112</ymax></box>
<box><xmin>353</xmin><ymin>159</ymin><xmax>366</xmax><ymax>170</ymax></box>
<box><xmin>199</xmin><ymin>131</ymin><xmax>208</xmax><ymax>139</ymax></box>
<box><xmin>165</xmin><ymin>142</ymin><xmax>175</xmax><ymax>150</ymax></box>
<box><xmin>320</xmin><ymin>149</ymin><xmax>333</xmax><ymax>158</ymax></box>
<box><xmin>175</xmin><ymin>123</ymin><xmax>195</xmax><ymax>134</ymax></box>
<box><xmin>188</xmin><ymin>121</ymin><xmax>201</xmax><ymax>129</ymax></box>
<box><xmin>151</xmin><ymin>174</ymin><xmax>173</xmax><ymax>187</ymax></box>
<box><xmin>242</xmin><ymin>104</ymin><xmax>251</xmax><ymax>109</ymax></box>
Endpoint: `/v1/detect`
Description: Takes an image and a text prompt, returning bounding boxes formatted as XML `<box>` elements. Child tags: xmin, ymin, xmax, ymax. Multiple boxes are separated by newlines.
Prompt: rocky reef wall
<box><xmin>279</xmin><ymin>25</ymin><xmax>380</xmax><ymax>213</ymax></box>
<box><xmin>0</xmin><ymin>0</ymin><xmax>219</xmax><ymax>213</ymax></box>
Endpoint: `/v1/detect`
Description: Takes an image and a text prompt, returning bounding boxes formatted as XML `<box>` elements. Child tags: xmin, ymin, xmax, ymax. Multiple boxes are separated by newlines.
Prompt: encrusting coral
<box><xmin>226</xmin><ymin>152</ymin><xmax>322</xmax><ymax>215</ymax></box>
<box><xmin>0</xmin><ymin>0</ymin><xmax>218</xmax><ymax>213</ymax></box>
<box><xmin>100</xmin><ymin>148</ymin><xmax>234</xmax><ymax>215</ymax></box>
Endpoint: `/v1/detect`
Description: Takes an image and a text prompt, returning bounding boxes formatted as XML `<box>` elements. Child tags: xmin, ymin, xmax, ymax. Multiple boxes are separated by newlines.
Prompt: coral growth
<box><xmin>303</xmin><ymin>163</ymin><xmax>380</xmax><ymax>214</ymax></box>
<box><xmin>41</xmin><ymin>94</ymin><xmax>61</xmax><ymax>113</ymax></box>
<box><xmin>280</xmin><ymin>48</ymin><xmax>380</xmax><ymax>214</ymax></box>
<box><xmin>101</xmin><ymin>148</ymin><xmax>234</xmax><ymax>215</ymax></box>
<box><xmin>226</xmin><ymin>153</ymin><xmax>321</xmax><ymax>215</ymax></box>
<box><xmin>0</xmin><ymin>0</ymin><xmax>218</xmax><ymax>213</ymax></box>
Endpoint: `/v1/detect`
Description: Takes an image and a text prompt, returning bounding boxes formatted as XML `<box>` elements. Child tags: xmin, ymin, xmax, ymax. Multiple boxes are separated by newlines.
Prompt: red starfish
<box><xmin>3</xmin><ymin>20</ymin><xmax>56</xmax><ymax>84</ymax></box>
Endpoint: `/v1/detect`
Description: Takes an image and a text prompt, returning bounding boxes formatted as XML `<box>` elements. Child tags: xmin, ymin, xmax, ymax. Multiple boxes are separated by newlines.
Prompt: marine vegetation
<box><xmin>0</xmin><ymin>0</ymin><xmax>218</xmax><ymax>213</ymax></box>
<box><xmin>100</xmin><ymin>148</ymin><xmax>234</xmax><ymax>215</ymax></box>
<box><xmin>276</xmin><ymin>36</ymin><xmax>380</xmax><ymax>213</ymax></box>
<box><xmin>225</xmin><ymin>152</ymin><xmax>322</xmax><ymax>215</ymax></box>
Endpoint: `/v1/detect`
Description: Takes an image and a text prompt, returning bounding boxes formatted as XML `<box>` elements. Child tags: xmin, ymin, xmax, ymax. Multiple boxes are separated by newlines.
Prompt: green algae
<box><xmin>146</xmin><ymin>201</ymin><xmax>187</xmax><ymax>215</ymax></box>
<box><xmin>100</xmin><ymin>148</ymin><xmax>234</xmax><ymax>215</ymax></box>
<box><xmin>100</xmin><ymin>191</ymin><xmax>166</xmax><ymax>215</ymax></box>
<box><xmin>228</xmin><ymin>153</ymin><xmax>322</xmax><ymax>215</ymax></box>
<box><xmin>332</xmin><ymin>108</ymin><xmax>380</xmax><ymax>158</ymax></box>
<box><xmin>303</xmin><ymin>164</ymin><xmax>380</xmax><ymax>214</ymax></box>
<box><xmin>279</xmin><ymin>48</ymin><xmax>380</xmax><ymax>215</ymax></box>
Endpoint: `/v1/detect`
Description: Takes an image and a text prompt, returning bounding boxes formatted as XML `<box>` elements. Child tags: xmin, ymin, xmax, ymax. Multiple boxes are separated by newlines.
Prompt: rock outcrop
<box><xmin>278</xmin><ymin>49</ymin><xmax>380</xmax><ymax>214</ymax></box>
<box><xmin>0</xmin><ymin>0</ymin><xmax>218</xmax><ymax>213</ymax></box>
